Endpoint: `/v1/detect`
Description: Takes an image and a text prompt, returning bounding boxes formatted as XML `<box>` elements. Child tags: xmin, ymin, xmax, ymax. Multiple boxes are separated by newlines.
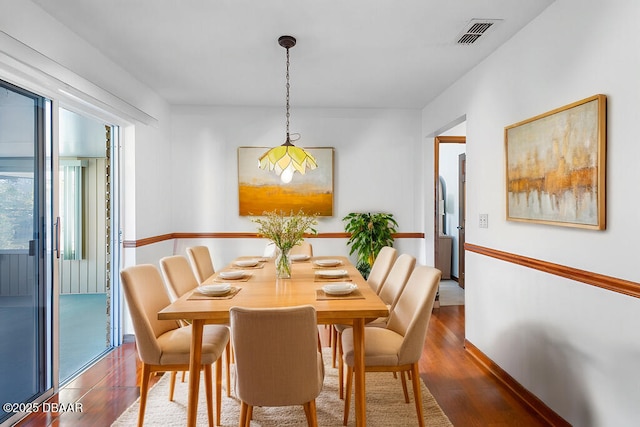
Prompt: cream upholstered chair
<box><xmin>160</xmin><ymin>254</ymin><xmax>233</xmax><ymax>396</ymax></box>
<box><xmin>341</xmin><ymin>265</ymin><xmax>441</xmax><ymax>426</ymax></box>
<box><xmin>366</xmin><ymin>246</ymin><xmax>398</xmax><ymax>294</ymax></box>
<box><xmin>336</xmin><ymin>253</ymin><xmax>415</xmax><ymax>397</ymax></box>
<box><xmin>230</xmin><ymin>305</ymin><xmax>325</xmax><ymax>427</ymax></box>
<box><xmin>264</xmin><ymin>240</ymin><xmax>313</xmax><ymax>258</ymax></box>
<box><xmin>263</xmin><ymin>241</ymin><xmax>277</xmax><ymax>258</ymax></box>
<box><xmin>377</xmin><ymin>253</ymin><xmax>416</xmax><ymax>313</ymax></box>
<box><xmin>120</xmin><ymin>264</ymin><xmax>229</xmax><ymax>427</ymax></box>
<box><xmin>330</xmin><ymin>246</ymin><xmax>398</xmax><ymax>368</ymax></box>
<box><xmin>290</xmin><ymin>240</ymin><xmax>313</xmax><ymax>257</ymax></box>
<box><xmin>186</xmin><ymin>246</ymin><xmax>215</xmax><ymax>283</ymax></box>
<box><xmin>159</xmin><ymin>255</ymin><xmax>199</xmax><ymax>303</ymax></box>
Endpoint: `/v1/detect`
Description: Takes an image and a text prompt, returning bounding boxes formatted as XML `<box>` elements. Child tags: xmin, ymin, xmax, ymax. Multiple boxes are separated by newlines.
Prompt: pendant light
<box><xmin>258</xmin><ymin>35</ymin><xmax>317</xmax><ymax>183</ymax></box>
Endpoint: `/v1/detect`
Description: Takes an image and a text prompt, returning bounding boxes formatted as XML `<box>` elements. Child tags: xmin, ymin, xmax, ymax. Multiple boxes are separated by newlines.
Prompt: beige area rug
<box><xmin>112</xmin><ymin>349</ymin><xmax>452</xmax><ymax>426</ymax></box>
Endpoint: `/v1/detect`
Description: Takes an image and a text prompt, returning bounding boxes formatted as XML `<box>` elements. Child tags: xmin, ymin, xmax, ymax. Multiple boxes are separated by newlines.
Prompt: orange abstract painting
<box><xmin>505</xmin><ymin>95</ymin><xmax>606</xmax><ymax>229</ymax></box>
<box><xmin>238</xmin><ymin>147</ymin><xmax>334</xmax><ymax>216</ymax></box>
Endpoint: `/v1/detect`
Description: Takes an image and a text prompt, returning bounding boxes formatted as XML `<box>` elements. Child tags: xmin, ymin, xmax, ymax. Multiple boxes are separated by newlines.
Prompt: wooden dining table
<box><xmin>157</xmin><ymin>255</ymin><xmax>388</xmax><ymax>427</ymax></box>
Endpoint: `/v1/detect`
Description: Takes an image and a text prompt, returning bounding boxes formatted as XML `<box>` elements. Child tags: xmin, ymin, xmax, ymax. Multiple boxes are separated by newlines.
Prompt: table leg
<box><xmin>352</xmin><ymin>318</ymin><xmax>366</xmax><ymax>427</ymax></box>
<box><xmin>187</xmin><ymin>319</ymin><xmax>204</xmax><ymax>427</ymax></box>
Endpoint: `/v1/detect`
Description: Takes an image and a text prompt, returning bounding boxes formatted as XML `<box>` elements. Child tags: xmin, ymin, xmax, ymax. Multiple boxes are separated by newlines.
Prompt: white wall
<box><xmin>422</xmin><ymin>0</ymin><xmax>640</xmax><ymax>424</ymax></box>
<box><xmin>169</xmin><ymin>105</ymin><xmax>424</xmax><ymax>267</ymax></box>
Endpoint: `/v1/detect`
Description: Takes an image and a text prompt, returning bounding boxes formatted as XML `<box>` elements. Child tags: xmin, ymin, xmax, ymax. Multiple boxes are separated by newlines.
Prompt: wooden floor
<box><xmin>16</xmin><ymin>305</ymin><xmax>550</xmax><ymax>426</ymax></box>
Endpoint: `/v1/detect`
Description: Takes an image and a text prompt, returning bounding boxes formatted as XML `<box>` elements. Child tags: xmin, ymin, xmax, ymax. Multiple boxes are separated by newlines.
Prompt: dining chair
<box><xmin>330</xmin><ymin>246</ymin><xmax>398</xmax><ymax>368</ymax></box>
<box><xmin>376</xmin><ymin>253</ymin><xmax>416</xmax><ymax>314</ymax></box>
<box><xmin>160</xmin><ymin>254</ymin><xmax>233</xmax><ymax>396</ymax></box>
<box><xmin>263</xmin><ymin>240</ymin><xmax>313</xmax><ymax>258</ymax></box>
<box><xmin>230</xmin><ymin>305</ymin><xmax>325</xmax><ymax>427</ymax></box>
<box><xmin>263</xmin><ymin>241</ymin><xmax>277</xmax><ymax>258</ymax></box>
<box><xmin>341</xmin><ymin>265</ymin><xmax>441</xmax><ymax>426</ymax></box>
<box><xmin>186</xmin><ymin>245</ymin><xmax>215</xmax><ymax>284</ymax></box>
<box><xmin>290</xmin><ymin>240</ymin><xmax>313</xmax><ymax>257</ymax></box>
<box><xmin>335</xmin><ymin>253</ymin><xmax>416</xmax><ymax>396</ymax></box>
<box><xmin>159</xmin><ymin>255</ymin><xmax>200</xmax><ymax>303</ymax></box>
<box><xmin>120</xmin><ymin>264</ymin><xmax>230</xmax><ymax>427</ymax></box>
<box><xmin>367</xmin><ymin>246</ymin><xmax>398</xmax><ymax>294</ymax></box>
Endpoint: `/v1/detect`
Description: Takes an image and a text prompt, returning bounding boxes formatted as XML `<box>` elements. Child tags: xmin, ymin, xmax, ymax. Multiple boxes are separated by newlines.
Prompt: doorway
<box><xmin>58</xmin><ymin>108</ymin><xmax>116</xmax><ymax>382</ymax></box>
<box><xmin>434</xmin><ymin>136</ymin><xmax>466</xmax><ymax>291</ymax></box>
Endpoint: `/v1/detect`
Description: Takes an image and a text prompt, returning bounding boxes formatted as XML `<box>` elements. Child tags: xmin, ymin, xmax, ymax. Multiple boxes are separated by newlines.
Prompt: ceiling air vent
<box><xmin>456</xmin><ymin>19</ymin><xmax>501</xmax><ymax>45</ymax></box>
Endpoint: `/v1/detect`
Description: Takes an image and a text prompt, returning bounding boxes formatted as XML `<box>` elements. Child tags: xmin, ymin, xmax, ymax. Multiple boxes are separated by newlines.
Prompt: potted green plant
<box><xmin>343</xmin><ymin>212</ymin><xmax>398</xmax><ymax>278</ymax></box>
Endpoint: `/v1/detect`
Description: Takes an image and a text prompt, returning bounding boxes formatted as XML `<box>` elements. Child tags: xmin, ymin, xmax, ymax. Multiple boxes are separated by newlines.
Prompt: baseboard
<box><xmin>464</xmin><ymin>339</ymin><xmax>571</xmax><ymax>427</ymax></box>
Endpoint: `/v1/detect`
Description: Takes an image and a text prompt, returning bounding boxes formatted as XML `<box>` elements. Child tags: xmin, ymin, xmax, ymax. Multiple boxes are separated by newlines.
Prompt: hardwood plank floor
<box><xmin>16</xmin><ymin>306</ymin><xmax>551</xmax><ymax>426</ymax></box>
<box><xmin>421</xmin><ymin>306</ymin><xmax>550</xmax><ymax>426</ymax></box>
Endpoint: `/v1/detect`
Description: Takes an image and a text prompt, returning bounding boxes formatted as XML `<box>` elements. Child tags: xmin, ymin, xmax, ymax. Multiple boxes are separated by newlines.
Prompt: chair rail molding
<box><xmin>122</xmin><ymin>232</ymin><xmax>424</xmax><ymax>248</ymax></box>
<box><xmin>465</xmin><ymin>243</ymin><xmax>640</xmax><ymax>299</ymax></box>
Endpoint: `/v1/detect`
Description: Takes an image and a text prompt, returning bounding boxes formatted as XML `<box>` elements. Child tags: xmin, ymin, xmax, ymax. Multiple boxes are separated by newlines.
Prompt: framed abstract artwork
<box><xmin>505</xmin><ymin>94</ymin><xmax>606</xmax><ymax>229</ymax></box>
<box><xmin>238</xmin><ymin>146</ymin><xmax>334</xmax><ymax>216</ymax></box>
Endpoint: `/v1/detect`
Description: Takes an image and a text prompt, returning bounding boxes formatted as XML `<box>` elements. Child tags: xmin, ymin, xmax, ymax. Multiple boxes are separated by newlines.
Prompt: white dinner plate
<box><xmin>322</xmin><ymin>283</ymin><xmax>357</xmax><ymax>296</ymax></box>
<box><xmin>315</xmin><ymin>269</ymin><xmax>348</xmax><ymax>278</ymax></box>
<box><xmin>290</xmin><ymin>254</ymin><xmax>310</xmax><ymax>261</ymax></box>
<box><xmin>314</xmin><ymin>259</ymin><xmax>342</xmax><ymax>267</ymax></box>
<box><xmin>198</xmin><ymin>284</ymin><xmax>231</xmax><ymax>296</ymax></box>
<box><xmin>218</xmin><ymin>270</ymin><xmax>246</xmax><ymax>280</ymax></box>
<box><xmin>234</xmin><ymin>259</ymin><xmax>259</xmax><ymax>267</ymax></box>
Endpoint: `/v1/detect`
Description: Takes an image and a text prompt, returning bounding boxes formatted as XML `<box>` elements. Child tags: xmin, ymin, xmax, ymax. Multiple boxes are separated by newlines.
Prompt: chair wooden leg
<box><xmin>181</xmin><ymin>370</ymin><xmax>186</xmax><ymax>382</ymax></box>
<box><xmin>169</xmin><ymin>371</ymin><xmax>177</xmax><ymax>401</ymax></box>
<box><xmin>400</xmin><ymin>370</ymin><xmax>410</xmax><ymax>403</ymax></box>
<box><xmin>338</xmin><ymin>335</ymin><xmax>344</xmax><ymax>399</ymax></box>
<box><xmin>247</xmin><ymin>405</ymin><xmax>253</xmax><ymax>426</ymax></box>
<box><xmin>343</xmin><ymin>366</ymin><xmax>353</xmax><ymax>426</ymax></box>
<box><xmin>215</xmin><ymin>357</ymin><xmax>223</xmax><ymax>426</ymax></box>
<box><xmin>303</xmin><ymin>400</ymin><xmax>319</xmax><ymax>427</ymax></box>
<box><xmin>137</xmin><ymin>364</ymin><xmax>151</xmax><ymax>427</ymax></box>
<box><xmin>239</xmin><ymin>401</ymin><xmax>249</xmax><ymax>427</ymax></box>
<box><xmin>225</xmin><ymin>340</ymin><xmax>232</xmax><ymax>397</ymax></box>
<box><xmin>410</xmin><ymin>363</ymin><xmax>425</xmax><ymax>427</ymax></box>
<box><xmin>331</xmin><ymin>326</ymin><xmax>337</xmax><ymax>368</ymax></box>
<box><xmin>204</xmin><ymin>364</ymin><xmax>214</xmax><ymax>427</ymax></box>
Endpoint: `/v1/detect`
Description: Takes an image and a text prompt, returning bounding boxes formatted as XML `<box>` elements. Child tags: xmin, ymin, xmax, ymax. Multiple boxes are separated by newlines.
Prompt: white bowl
<box><xmin>290</xmin><ymin>254</ymin><xmax>310</xmax><ymax>261</ymax></box>
<box><xmin>198</xmin><ymin>284</ymin><xmax>231</xmax><ymax>296</ymax></box>
<box><xmin>314</xmin><ymin>259</ymin><xmax>342</xmax><ymax>267</ymax></box>
<box><xmin>315</xmin><ymin>269</ymin><xmax>348</xmax><ymax>278</ymax></box>
<box><xmin>322</xmin><ymin>283</ymin><xmax>357</xmax><ymax>296</ymax></box>
<box><xmin>234</xmin><ymin>259</ymin><xmax>259</xmax><ymax>267</ymax></box>
<box><xmin>218</xmin><ymin>270</ymin><xmax>246</xmax><ymax>280</ymax></box>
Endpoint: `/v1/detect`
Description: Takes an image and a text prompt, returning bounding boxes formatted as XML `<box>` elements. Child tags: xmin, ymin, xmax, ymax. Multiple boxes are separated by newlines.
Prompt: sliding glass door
<box><xmin>58</xmin><ymin>108</ymin><xmax>114</xmax><ymax>382</ymax></box>
<box><xmin>0</xmin><ymin>81</ymin><xmax>53</xmax><ymax>424</ymax></box>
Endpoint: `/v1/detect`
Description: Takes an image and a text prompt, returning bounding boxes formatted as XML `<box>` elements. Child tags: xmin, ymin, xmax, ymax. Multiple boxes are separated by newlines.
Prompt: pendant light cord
<box><xmin>285</xmin><ymin>46</ymin><xmax>291</xmax><ymax>144</ymax></box>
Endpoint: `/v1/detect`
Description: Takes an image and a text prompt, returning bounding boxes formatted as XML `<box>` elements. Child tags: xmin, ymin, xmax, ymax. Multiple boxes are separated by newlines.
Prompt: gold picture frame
<box><xmin>505</xmin><ymin>94</ymin><xmax>606</xmax><ymax>229</ymax></box>
<box><xmin>238</xmin><ymin>146</ymin><xmax>334</xmax><ymax>216</ymax></box>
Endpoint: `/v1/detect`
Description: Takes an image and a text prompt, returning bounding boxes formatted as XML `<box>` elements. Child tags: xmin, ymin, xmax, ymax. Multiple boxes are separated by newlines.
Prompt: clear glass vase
<box><xmin>275</xmin><ymin>247</ymin><xmax>292</xmax><ymax>279</ymax></box>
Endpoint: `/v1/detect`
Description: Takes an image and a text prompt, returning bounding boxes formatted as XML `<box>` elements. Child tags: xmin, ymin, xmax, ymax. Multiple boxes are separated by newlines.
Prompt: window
<box><xmin>60</xmin><ymin>159</ymin><xmax>86</xmax><ymax>260</ymax></box>
<box><xmin>0</xmin><ymin>158</ymin><xmax>33</xmax><ymax>250</ymax></box>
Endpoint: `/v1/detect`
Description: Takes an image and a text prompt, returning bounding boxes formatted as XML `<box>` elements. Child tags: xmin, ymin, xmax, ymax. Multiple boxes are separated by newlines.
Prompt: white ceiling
<box><xmin>31</xmin><ymin>0</ymin><xmax>554</xmax><ymax>109</ymax></box>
